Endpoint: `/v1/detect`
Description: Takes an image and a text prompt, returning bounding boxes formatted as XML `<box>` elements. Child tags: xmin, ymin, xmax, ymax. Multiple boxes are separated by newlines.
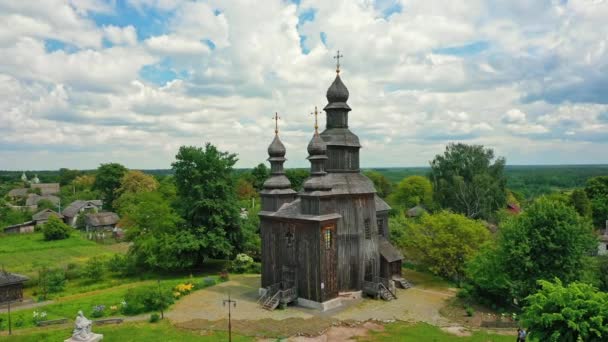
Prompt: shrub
<box><xmin>231</xmin><ymin>253</ymin><xmax>254</xmax><ymax>273</ymax></box>
<box><xmin>106</xmin><ymin>254</ymin><xmax>137</xmax><ymax>276</ymax></box>
<box><xmin>149</xmin><ymin>313</ymin><xmax>160</xmax><ymax>323</ymax></box>
<box><xmin>90</xmin><ymin>305</ymin><xmax>105</xmax><ymax>318</ymax></box>
<box><xmin>42</xmin><ymin>216</ymin><xmax>71</xmax><ymax>241</ymax></box>
<box><xmin>38</xmin><ymin>267</ymin><xmax>66</xmax><ymax>299</ymax></box>
<box><xmin>82</xmin><ymin>257</ymin><xmax>105</xmax><ymax>282</ymax></box>
<box><xmin>219</xmin><ymin>270</ymin><xmax>229</xmax><ymax>281</ymax></box>
<box><xmin>201</xmin><ymin>277</ymin><xmax>216</xmax><ymax>287</ymax></box>
<box><xmin>14</xmin><ymin>315</ymin><xmax>24</xmax><ymax>327</ymax></box>
<box><xmin>465</xmin><ymin>306</ymin><xmax>474</xmax><ymax>317</ymax></box>
<box><xmin>121</xmin><ymin>286</ymin><xmax>174</xmax><ymax>316</ymax></box>
<box><xmin>32</xmin><ymin>311</ymin><xmax>47</xmax><ymax>325</ymax></box>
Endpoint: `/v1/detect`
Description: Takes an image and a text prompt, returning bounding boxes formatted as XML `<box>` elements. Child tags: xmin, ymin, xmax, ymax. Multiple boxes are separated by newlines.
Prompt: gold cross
<box><xmin>333</xmin><ymin>50</ymin><xmax>343</xmax><ymax>74</ymax></box>
<box><xmin>310</xmin><ymin>106</ymin><xmax>319</xmax><ymax>132</ymax></box>
<box><xmin>273</xmin><ymin>112</ymin><xmax>280</xmax><ymax>135</ymax></box>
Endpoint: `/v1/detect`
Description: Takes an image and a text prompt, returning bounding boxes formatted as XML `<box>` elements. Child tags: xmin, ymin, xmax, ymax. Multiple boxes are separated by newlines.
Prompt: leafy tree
<box><xmin>93</xmin><ymin>163</ymin><xmax>127</xmax><ymax>210</ymax></box>
<box><xmin>598</xmin><ymin>255</ymin><xmax>608</xmax><ymax>292</ymax></box>
<box><xmin>0</xmin><ymin>204</ymin><xmax>31</xmax><ymax>227</ymax></box>
<box><xmin>430</xmin><ymin>143</ymin><xmax>506</xmax><ymax>219</ymax></box>
<box><xmin>116</xmin><ymin>191</ymin><xmax>182</xmax><ymax>238</ymax></box>
<box><xmin>171</xmin><ymin>143</ymin><xmax>241</xmax><ymax>262</ymax></box>
<box><xmin>396</xmin><ymin>211</ymin><xmax>489</xmax><ymax>283</ymax></box>
<box><xmin>285</xmin><ymin>169</ymin><xmax>309</xmax><ymax>191</ymax></box>
<box><xmin>571</xmin><ymin>188</ymin><xmax>592</xmax><ymax>218</ymax></box>
<box><xmin>73</xmin><ymin>174</ymin><xmax>96</xmax><ymax>190</ymax></box>
<box><xmin>117</xmin><ymin>170</ymin><xmax>159</xmax><ymax>195</ymax></box>
<box><xmin>522</xmin><ymin>279</ymin><xmax>608</xmax><ymax>342</ymax></box>
<box><xmin>466</xmin><ymin>197</ymin><xmax>598</xmax><ymax>302</ymax></box>
<box><xmin>42</xmin><ymin>215</ymin><xmax>71</xmax><ymax>241</ymax></box>
<box><xmin>38</xmin><ymin>267</ymin><xmax>66</xmax><ymax>299</ymax></box>
<box><xmin>36</xmin><ymin>199</ymin><xmax>57</xmax><ymax>212</ymax></box>
<box><xmin>251</xmin><ymin>163</ymin><xmax>270</xmax><ymax>191</ymax></box>
<box><xmin>585</xmin><ymin>176</ymin><xmax>608</xmax><ymax>228</ymax></box>
<box><xmin>364</xmin><ymin>171</ymin><xmax>392</xmax><ymax>198</ymax></box>
<box><xmin>236</xmin><ymin>178</ymin><xmax>257</xmax><ymax>200</ymax></box>
<box><xmin>58</xmin><ymin>168</ymin><xmax>82</xmax><ymax>186</ymax></box>
<box><xmin>389</xmin><ymin>175</ymin><xmax>433</xmax><ymax>210</ymax></box>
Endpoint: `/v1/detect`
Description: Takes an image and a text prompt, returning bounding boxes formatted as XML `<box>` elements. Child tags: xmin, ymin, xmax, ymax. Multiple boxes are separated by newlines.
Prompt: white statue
<box><xmin>65</xmin><ymin>310</ymin><xmax>103</xmax><ymax>342</ymax></box>
<box><xmin>72</xmin><ymin>311</ymin><xmax>93</xmax><ymax>341</ymax></box>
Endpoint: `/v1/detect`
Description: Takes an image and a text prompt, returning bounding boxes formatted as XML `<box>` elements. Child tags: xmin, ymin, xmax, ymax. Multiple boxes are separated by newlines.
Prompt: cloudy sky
<box><xmin>1</xmin><ymin>0</ymin><xmax>607</xmax><ymax>170</ymax></box>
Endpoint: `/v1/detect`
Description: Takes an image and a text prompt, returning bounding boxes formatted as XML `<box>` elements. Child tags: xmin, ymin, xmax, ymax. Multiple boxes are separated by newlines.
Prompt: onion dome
<box><xmin>268</xmin><ymin>135</ymin><xmax>286</xmax><ymax>158</ymax></box>
<box><xmin>326</xmin><ymin>75</ymin><xmax>349</xmax><ymax>103</ymax></box>
<box><xmin>307</xmin><ymin>132</ymin><xmax>327</xmax><ymax>156</ymax></box>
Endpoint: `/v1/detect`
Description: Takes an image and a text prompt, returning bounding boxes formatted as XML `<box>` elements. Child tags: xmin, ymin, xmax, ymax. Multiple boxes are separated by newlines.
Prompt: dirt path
<box><xmin>0</xmin><ymin>299</ymin><xmax>54</xmax><ymax>314</ymax></box>
<box><xmin>168</xmin><ymin>274</ymin><xmax>461</xmax><ymax>338</ymax></box>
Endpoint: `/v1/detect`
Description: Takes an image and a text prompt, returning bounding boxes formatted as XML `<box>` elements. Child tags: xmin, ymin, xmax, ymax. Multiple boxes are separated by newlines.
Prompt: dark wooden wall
<box><xmin>261</xmin><ymin>218</ymin><xmax>333</xmax><ymax>302</ymax></box>
<box><xmin>334</xmin><ymin>194</ymin><xmax>380</xmax><ymax>291</ymax></box>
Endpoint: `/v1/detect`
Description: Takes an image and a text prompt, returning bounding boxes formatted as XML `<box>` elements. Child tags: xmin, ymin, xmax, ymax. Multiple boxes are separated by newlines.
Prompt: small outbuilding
<box><xmin>30</xmin><ymin>183</ymin><xmax>60</xmax><ymax>196</ymax></box>
<box><xmin>85</xmin><ymin>212</ymin><xmax>119</xmax><ymax>232</ymax></box>
<box><xmin>0</xmin><ymin>270</ymin><xmax>29</xmax><ymax>303</ymax></box>
<box><xmin>3</xmin><ymin>221</ymin><xmax>36</xmax><ymax>234</ymax></box>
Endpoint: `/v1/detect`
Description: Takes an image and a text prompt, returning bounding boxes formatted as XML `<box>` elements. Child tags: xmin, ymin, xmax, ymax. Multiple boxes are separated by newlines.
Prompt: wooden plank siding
<box><xmin>334</xmin><ymin>194</ymin><xmax>380</xmax><ymax>291</ymax></box>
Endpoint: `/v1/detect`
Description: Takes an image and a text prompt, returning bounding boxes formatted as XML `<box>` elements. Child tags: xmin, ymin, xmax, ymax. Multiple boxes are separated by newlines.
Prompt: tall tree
<box><xmin>93</xmin><ymin>163</ymin><xmax>127</xmax><ymax>210</ymax></box>
<box><xmin>364</xmin><ymin>171</ymin><xmax>393</xmax><ymax>198</ymax></box>
<box><xmin>117</xmin><ymin>170</ymin><xmax>159</xmax><ymax>195</ymax></box>
<box><xmin>523</xmin><ymin>279</ymin><xmax>608</xmax><ymax>342</ymax></box>
<box><xmin>585</xmin><ymin>176</ymin><xmax>608</xmax><ymax>228</ymax></box>
<box><xmin>466</xmin><ymin>197</ymin><xmax>598</xmax><ymax>302</ymax></box>
<box><xmin>396</xmin><ymin>211</ymin><xmax>489</xmax><ymax>283</ymax></box>
<box><xmin>251</xmin><ymin>163</ymin><xmax>270</xmax><ymax>191</ymax></box>
<box><xmin>285</xmin><ymin>169</ymin><xmax>309</xmax><ymax>191</ymax></box>
<box><xmin>389</xmin><ymin>175</ymin><xmax>433</xmax><ymax>209</ymax></box>
<box><xmin>172</xmin><ymin>143</ymin><xmax>242</xmax><ymax>259</ymax></box>
<box><xmin>58</xmin><ymin>168</ymin><xmax>82</xmax><ymax>186</ymax></box>
<box><xmin>571</xmin><ymin>188</ymin><xmax>592</xmax><ymax>218</ymax></box>
<box><xmin>430</xmin><ymin>143</ymin><xmax>507</xmax><ymax>219</ymax></box>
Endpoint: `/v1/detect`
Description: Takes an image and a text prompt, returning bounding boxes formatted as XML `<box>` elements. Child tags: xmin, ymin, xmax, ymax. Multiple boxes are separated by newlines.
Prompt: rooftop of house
<box><xmin>25</xmin><ymin>194</ymin><xmax>60</xmax><ymax>207</ymax></box>
<box><xmin>32</xmin><ymin>209</ymin><xmax>63</xmax><ymax>222</ymax></box>
<box><xmin>62</xmin><ymin>200</ymin><xmax>103</xmax><ymax>218</ymax></box>
<box><xmin>85</xmin><ymin>212</ymin><xmax>119</xmax><ymax>227</ymax></box>
<box><xmin>30</xmin><ymin>183</ymin><xmax>60</xmax><ymax>195</ymax></box>
<box><xmin>8</xmin><ymin>188</ymin><xmax>28</xmax><ymax>197</ymax></box>
<box><xmin>0</xmin><ymin>270</ymin><xmax>29</xmax><ymax>287</ymax></box>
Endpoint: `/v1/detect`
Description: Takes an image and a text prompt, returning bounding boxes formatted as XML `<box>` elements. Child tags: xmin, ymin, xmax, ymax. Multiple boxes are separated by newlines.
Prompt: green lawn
<box><xmin>0</xmin><ymin>232</ymin><xmax>127</xmax><ymax>278</ymax></box>
<box><xmin>0</xmin><ymin>320</ymin><xmax>252</xmax><ymax>342</ymax></box>
<box><xmin>0</xmin><ymin>275</ymin><xmax>220</xmax><ymax>330</ymax></box>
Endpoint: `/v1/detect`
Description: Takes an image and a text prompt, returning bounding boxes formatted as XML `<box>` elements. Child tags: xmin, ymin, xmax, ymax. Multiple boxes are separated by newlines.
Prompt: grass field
<box><xmin>0</xmin><ymin>320</ymin><xmax>250</xmax><ymax>342</ymax></box>
<box><xmin>0</xmin><ymin>232</ymin><xmax>127</xmax><ymax>278</ymax></box>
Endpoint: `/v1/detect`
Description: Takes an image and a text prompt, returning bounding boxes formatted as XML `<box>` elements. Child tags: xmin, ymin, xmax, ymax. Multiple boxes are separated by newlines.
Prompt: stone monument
<box><xmin>64</xmin><ymin>310</ymin><xmax>103</xmax><ymax>342</ymax></box>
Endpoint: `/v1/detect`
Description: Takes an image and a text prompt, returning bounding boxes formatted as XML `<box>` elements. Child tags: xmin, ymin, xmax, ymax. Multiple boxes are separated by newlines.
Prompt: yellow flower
<box><xmin>173</xmin><ymin>291</ymin><xmax>181</xmax><ymax>298</ymax></box>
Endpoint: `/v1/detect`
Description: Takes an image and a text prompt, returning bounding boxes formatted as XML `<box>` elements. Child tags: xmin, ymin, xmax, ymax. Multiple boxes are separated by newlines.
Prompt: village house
<box><xmin>62</xmin><ymin>200</ymin><xmax>103</xmax><ymax>227</ymax></box>
<box><xmin>30</xmin><ymin>183</ymin><xmax>60</xmax><ymax>196</ymax></box>
<box><xmin>85</xmin><ymin>212</ymin><xmax>119</xmax><ymax>232</ymax></box>
<box><xmin>24</xmin><ymin>194</ymin><xmax>60</xmax><ymax>211</ymax></box>
<box><xmin>32</xmin><ymin>209</ymin><xmax>63</xmax><ymax>226</ymax></box>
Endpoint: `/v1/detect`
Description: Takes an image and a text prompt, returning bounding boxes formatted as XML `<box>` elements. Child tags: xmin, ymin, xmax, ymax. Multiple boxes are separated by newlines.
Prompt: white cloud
<box><xmin>1</xmin><ymin>0</ymin><xmax>608</xmax><ymax>170</ymax></box>
<box><xmin>103</xmin><ymin>25</ymin><xmax>138</xmax><ymax>46</ymax></box>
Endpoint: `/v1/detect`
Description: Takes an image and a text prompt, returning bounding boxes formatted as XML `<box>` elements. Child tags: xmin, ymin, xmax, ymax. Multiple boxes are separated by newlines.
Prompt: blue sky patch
<box><xmin>90</xmin><ymin>1</ymin><xmax>169</xmax><ymax>41</ymax></box>
<box><xmin>434</xmin><ymin>41</ymin><xmax>489</xmax><ymax>56</ymax></box>
<box><xmin>320</xmin><ymin>32</ymin><xmax>327</xmax><ymax>46</ymax></box>
<box><xmin>140</xmin><ymin>60</ymin><xmax>178</xmax><ymax>86</ymax></box>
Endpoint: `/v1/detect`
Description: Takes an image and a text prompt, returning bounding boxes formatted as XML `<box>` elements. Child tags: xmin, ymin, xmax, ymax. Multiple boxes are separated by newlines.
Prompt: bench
<box><xmin>36</xmin><ymin>318</ymin><xmax>68</xmax><ymax>326</ymax></box>
<box><xmin>94</xmin><ymin>318</ymin><xmax>123</xmax><ymax>325</ymax></box>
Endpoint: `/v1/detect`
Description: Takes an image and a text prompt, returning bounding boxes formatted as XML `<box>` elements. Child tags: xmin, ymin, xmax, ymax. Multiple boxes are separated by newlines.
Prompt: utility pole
<box><xmin>157</xmin><ymin>279</ymin><xmax>164</xmax><ymax>319</ymax></box>
<box><xmin>7</xmin><ymin>301</ymin><xmax>11</xmax><ymax>335</ymax></box>
<box><xmin>223</xmin><ymin>292</ymin><xmax>237</xmax><ymax>342</ymax></box>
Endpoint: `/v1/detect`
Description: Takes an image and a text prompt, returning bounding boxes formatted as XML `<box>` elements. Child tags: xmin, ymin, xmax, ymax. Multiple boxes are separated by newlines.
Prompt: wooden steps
<box><xmin>378</xmin><ymin>284</ymin><xmax>397</xmax><ymax>301</ymax></box>
<box><xmin>262</xmin><ymin>291</ymin><xmax>281</xmax><ymax>310</ymax></box>
<box><xmin>393</xmin><ymin>277</ymin><xmax>412</xmax><ymax>289</ymax></box>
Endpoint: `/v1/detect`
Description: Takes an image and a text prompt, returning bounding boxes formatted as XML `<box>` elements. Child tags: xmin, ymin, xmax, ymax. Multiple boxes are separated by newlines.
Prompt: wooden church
<box><xmin>258</xmin><ymin>56</ymin><xmax>407</xmax><ymax>311</ymax></box>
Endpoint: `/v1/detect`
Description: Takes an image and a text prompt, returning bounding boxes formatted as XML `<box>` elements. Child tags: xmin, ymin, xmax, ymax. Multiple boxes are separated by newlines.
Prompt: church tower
<box><xmin>260</xmin><ymin>113</ymin><xmax>297</xmax><ymax>212</ymax></box>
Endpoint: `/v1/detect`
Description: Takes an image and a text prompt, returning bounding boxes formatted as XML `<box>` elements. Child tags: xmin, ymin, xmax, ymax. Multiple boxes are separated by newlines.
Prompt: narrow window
<box><xmin>377</xmin><ymin>218</ymin><xmax>384</xmax><ymax>236</ymax></box>
<box><xmin>364</xmin><ymin>218</ymin><xmax>371</xmax><ymax>239</ymax></box>
<box><xmin>285</xmin><ymin>231</ymin><xmax>294</xmax><ymax>247</ymax></box>
<box><xmin>324</xmin><ymin>229</ymin><xmax>332</xmax><ymax>250</ymax></box>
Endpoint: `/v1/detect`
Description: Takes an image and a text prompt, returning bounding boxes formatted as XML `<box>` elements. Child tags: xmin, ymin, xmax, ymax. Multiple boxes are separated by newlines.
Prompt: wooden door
<box><xmin>321</xmin><ymin>224</ymin><xmax>338</xmax><ymax>301</ymax></box>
